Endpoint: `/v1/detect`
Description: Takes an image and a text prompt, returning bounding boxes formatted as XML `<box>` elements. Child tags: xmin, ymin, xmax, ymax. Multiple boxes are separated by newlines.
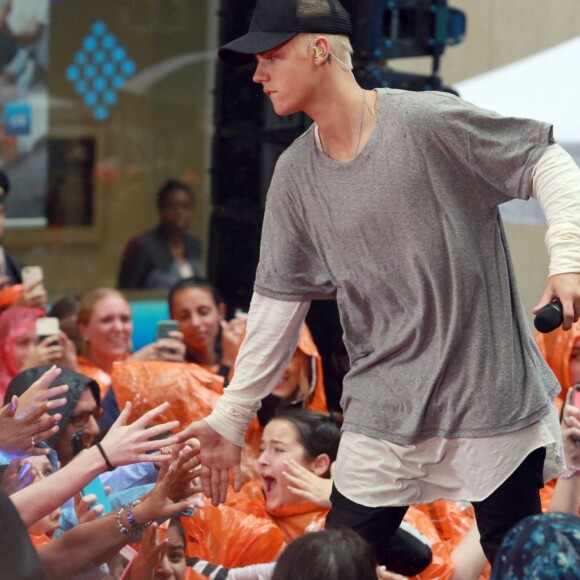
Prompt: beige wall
<box><xmin>5</xmin><ymin>0</ymin><xmax>579</xmax><ymax>322</ymax></box>
<box><xmin>6</xmin><ymin>0</ymin><xmax>217</xmax><ymax>297</ymax></box>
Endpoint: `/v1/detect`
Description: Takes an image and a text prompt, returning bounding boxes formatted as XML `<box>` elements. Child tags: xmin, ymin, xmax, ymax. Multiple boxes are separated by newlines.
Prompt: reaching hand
<box><xmin>0</xmin><ymin>395</ymin><xmax>62</xmax><ymax>458</ymax></box>
<box><xmin>74</xmin><ymin>492</ymin><xmax>106</xmax><ymax>524</ymax></box>
<box><xmin>177</xmin><ymin>420</ymin><xmax>242</xmax><ymax>505</ymax></box>
<box><xmin>0</xmin><ymin>459</ymin><xmax>36</xmax><ymax>495</ymax></box>
<box><xmin>561</xmin><ymin>392</ymin><xmax>580</xmax><ymax>469</ymax></box>
<box><xmin>134</xmin><ymin>445</ymin><xmax>201</xmax><ymax>523</ymax></box>
<box><xmin>98</xmin><ymin>401</ymin><xmax>181</xmax><ymax>468</ymax></box>
<box><xmin>283</xmin><ymin>459</ymin><xmax>333</xmax><ymax>508</ymax></box>
<box><xmin>15</xmin><ymin>365</ymin><xmax>69</xmax><ymax>420</ymax></box>
<box><xmin>127</xmin><ymin>524</ymin><xmax>165</xmax><ymax>580</ymax></box>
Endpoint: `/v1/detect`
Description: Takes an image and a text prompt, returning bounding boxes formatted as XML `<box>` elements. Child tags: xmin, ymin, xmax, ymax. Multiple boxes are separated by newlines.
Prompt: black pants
<box><xmin>325</xmin><ymin>447</ymin><xmax>546</xmax><ymax>574</ymax></box>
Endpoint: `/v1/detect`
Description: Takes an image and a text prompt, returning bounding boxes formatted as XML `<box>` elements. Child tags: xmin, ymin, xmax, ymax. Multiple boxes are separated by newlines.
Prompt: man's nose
<box><xmin>253</xmin><ymin>61</ymin><xmax>266</xmax><ymax>84</ymax></box>
<box><xmin>84</xmin><ymin>413</ymin><xmax>101</xmax><ymax>436</ymax></box>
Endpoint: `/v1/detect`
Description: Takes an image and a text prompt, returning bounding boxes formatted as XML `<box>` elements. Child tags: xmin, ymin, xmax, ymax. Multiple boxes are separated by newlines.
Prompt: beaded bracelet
<box><xmin>115</xmin><ymin>506</ymin><xmax>132</xmax><ymax>537</ymax></box>
<box><xmin>115</xmin><ymin>503</ymin><xmax>152</xmax><ymax>541</ymax></box>
<box><xmin>125</xmin><ymin>500</ymin><xmax>153</xmax><ymax>531</ymax></box>
<box><xmin>561</xmin><ymin>466</ymin><xmax>580</xmax><ymax>480</ymax></box>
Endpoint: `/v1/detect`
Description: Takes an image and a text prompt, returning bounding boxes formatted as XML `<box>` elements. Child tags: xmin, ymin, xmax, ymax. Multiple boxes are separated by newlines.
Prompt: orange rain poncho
<box><xmin>243</xmin><ymin>323</ymin><xmax>328</xmax><ymax>473</ymax></box>
<box><xmin>111</xmin><ymin>360</ymin><xmax>223</xmax><ymax>428</ymax></box>
<box><xmin>226</xmin><ymin>480</ymin><xmax>484</xmax><ymax>579</ymax></box>
<box><xmin>180</xmin><ymin>502</ymin><xmax>286</xmax><ymax>568</ymax></box>
<box><xmin>76</xmin><ymin>355</ymin><xmax>118</xmax><ymax>400</ymax></box>
<box><xmin>535</xmin><ymin>320</ymin><xmax>580</xmax><ymax>403</ymax></box>
<box><xmin>0</xmin><ymin>283</ymin><xmax>22</xmax><ymax>309</ymax></box>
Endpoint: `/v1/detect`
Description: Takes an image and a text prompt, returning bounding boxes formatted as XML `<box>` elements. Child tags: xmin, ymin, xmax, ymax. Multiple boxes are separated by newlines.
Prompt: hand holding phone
<box><xmin>80</xmin><ymin>476</ymin><xmax>112</xmax><ymax>517</ymax></box>
<box><xmin>21</xmin><ymin>266</ymin><xmax>45</xmax><ymax>298</ymax></box>
<box><xmin>156</xmin><ymin>320</ymin><xmax>183</xmax><ymax>358</ymax></box>
<box><xmin>35</xmin><ymin>317</ymin><xmax>60</xmax><ymax>345</ymax></box>
<box><xmin>157</xmin><ymin>320</ymin><xmax>179</xmax><ymax>340</ymax></box>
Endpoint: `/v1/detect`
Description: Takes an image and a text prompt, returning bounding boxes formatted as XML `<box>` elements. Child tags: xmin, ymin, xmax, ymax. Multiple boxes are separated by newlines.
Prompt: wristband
<box><xmin>95</xmin><ymin>441</ymin><xmax>115</xmax><ymax>471</ymax></box>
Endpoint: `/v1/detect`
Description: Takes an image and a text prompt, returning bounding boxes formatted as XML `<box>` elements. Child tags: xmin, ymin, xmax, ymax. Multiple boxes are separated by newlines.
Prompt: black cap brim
<box><xmin>218</xmin><ymin>31</ymin><xmax>298</xmax><ymax>67</ymax></box>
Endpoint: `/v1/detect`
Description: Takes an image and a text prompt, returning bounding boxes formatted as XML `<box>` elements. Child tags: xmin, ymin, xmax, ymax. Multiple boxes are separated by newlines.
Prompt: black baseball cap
<box><xmin>218</xmin><ymin>0</ymin><xmax>352</xmax><ymax>67</ymax></box>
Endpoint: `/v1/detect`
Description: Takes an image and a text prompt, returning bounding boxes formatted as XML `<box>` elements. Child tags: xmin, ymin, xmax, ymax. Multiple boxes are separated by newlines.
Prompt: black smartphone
<box><xmin>157</xmin><ymin>320</ymin><xmax>179</xmax><ymax>340</ymax></box>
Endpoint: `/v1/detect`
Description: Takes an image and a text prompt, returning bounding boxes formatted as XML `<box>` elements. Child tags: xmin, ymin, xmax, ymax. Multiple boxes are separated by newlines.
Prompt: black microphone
<box><xmin>534</xmin><ymin>299</ymin><xmax>563</xmax><ymax>333</ymax></box>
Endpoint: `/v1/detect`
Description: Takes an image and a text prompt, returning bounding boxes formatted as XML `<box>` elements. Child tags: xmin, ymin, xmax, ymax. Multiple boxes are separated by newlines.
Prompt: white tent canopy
<box><xmin>453</xmin><ymin>36</ymin><xmax>580</xmax><ymax>223</ymax></box>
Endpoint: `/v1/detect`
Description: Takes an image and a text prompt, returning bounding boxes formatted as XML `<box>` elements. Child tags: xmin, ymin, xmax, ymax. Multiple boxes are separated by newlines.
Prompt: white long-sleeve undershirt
<box><xmin>205</xmin><ymin>293</ymin><xmax>309</xmax><ymax>446</ymax></box>
<box><xmin>206</xmin><ymin>144</ymin><xmax>580</xmax><ymax>446</ymax></box>
<box><xmin>532</xmin><ymin>143</ymin><xmax>580</xmax><ymax>276</ymax></box>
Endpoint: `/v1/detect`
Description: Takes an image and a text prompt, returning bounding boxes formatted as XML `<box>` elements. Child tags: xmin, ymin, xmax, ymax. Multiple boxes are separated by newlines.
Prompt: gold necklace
<box><xmin>319</xmin><ymin>89</ymin><xmax>375</xmax><ymax>158</ymax></box>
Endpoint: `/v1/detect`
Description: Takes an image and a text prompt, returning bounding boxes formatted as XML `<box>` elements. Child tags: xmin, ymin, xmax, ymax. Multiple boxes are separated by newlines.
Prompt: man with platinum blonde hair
<box><xmin>182</xmin><ymin>0</ymin><xmax>580</xmax><ymax>573</ymax></box>
<box><xmin>295</xmin><ymin>32</ymin><xmax>353</xmax><ymax>69</ymax></box>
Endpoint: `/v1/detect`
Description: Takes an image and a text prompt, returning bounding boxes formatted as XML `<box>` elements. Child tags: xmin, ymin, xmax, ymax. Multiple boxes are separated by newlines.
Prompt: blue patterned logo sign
<box><xmin>66</xmin><ymin>21</ymin><xmax>136</xmax><ymax>121</ymax></box>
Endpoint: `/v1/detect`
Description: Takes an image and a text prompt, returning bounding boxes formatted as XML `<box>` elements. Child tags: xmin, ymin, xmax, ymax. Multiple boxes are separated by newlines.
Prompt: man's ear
<box><xmin>310</xmin><ymin>36</ymin><xmax>331</xmax><ymax>63</ymax></box>
<box><xmin>310</xmin><ymin>453</ymin><xmax>331</xmax><ymax>477</ymax></box>
<box><xmin>218</xmin><ymin>302</ymin><xmax>227</xmax><ymax>320</ymax></box>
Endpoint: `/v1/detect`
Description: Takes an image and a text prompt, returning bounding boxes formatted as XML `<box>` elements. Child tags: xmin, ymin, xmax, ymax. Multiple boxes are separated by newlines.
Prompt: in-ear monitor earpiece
<box><xmin>312</xmin><ymin>45</ymin><xmax>324</xmax><ymax>58</ymax></box>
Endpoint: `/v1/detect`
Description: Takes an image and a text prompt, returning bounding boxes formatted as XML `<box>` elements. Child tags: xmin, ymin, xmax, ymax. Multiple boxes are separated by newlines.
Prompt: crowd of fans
<box><xmin>0</xmin><ymin>172</ymin><xmax>578</xmax><ymax>579</ymax></box>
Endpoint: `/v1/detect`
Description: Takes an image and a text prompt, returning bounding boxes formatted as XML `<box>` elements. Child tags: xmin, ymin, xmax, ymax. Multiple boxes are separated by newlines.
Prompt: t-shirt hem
<box><xmin>342</xmin><ymin>401</ymin><xmax>554</xmax><ymax>446</ymax></box>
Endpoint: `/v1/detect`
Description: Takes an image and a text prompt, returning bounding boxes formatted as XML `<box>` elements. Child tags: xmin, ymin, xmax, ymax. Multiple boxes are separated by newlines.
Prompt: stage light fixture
<box><xmin>344</xmin><ymin>0</ymin><xmax>466</xmax><ymax>64</ymax></box>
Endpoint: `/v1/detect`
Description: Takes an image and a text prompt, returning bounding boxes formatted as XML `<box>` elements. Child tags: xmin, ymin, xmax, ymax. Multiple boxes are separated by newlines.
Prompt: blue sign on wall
<box><xmin>66</xmin><ymin>20</ymin><xmax>136</xmax><ymax>121</ymax></box>
<box><xmin>4</xmin><ymin>102</ymin><xmax>32</xmax><ymax>135</ymax></box>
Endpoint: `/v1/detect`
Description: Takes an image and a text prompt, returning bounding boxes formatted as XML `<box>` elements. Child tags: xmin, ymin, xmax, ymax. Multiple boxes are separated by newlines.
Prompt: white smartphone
<box><xmin>35</xmin><ymin>317</ymin><xmax>60</xmax><ymax>344</ymax></box>
<box><xmin>21</xmin><ymin>266</ymin><xmax>44</xmax><ymax>297</ymax></box>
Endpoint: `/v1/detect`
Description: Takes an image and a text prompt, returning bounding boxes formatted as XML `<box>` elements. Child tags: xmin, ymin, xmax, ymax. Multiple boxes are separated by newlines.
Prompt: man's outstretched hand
<box><xmin>177</xmin><ymin>420</ymin><xmax>242</xmax><ymax>506</ymax></box>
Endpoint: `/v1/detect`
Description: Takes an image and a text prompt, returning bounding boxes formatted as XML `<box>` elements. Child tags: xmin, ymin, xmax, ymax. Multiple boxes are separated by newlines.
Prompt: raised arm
<box><xmin>11</xmin><ymin>401</ymin><xmax>180</xmax><ymax>526</ymax></box>
<box><xmin>549</xmin><ymin>390</ymin><xmax>580</xmax><ymax>514</ymax></box>
<box><xmin>36</xmin><ymin>445</ymin><xmax>200</xmax><ymax>579</ymax></box>
<box><xmin>180</xmin><ymin>292</ymin><xmax>310</xmax><ymax>504</ymax></box>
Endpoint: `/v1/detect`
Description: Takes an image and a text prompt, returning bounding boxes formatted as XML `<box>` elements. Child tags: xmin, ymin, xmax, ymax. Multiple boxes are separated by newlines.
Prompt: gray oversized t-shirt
<box><xmin>255</xmin><ymin>88</ymin><xmax>560</xmax><ymax>445</ymax></box>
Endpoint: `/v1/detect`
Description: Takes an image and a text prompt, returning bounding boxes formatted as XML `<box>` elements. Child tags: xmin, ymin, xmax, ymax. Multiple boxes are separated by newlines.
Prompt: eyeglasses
<box><xmin>70</xmin><ymin>408</ymin><xmax>103</xmax><ymax>428</ymax></box>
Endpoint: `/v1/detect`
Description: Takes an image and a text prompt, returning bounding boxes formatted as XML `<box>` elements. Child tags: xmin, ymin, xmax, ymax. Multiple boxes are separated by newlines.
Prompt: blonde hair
<box><xmin>77</xmin><ymin>288</ymin><xmax>130</xmax><ymax>354</ymax></box>
<box><xmin>295</xmin><ymin>32</ymin><xmax>353</xmax><ymax>70</ymax></box>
